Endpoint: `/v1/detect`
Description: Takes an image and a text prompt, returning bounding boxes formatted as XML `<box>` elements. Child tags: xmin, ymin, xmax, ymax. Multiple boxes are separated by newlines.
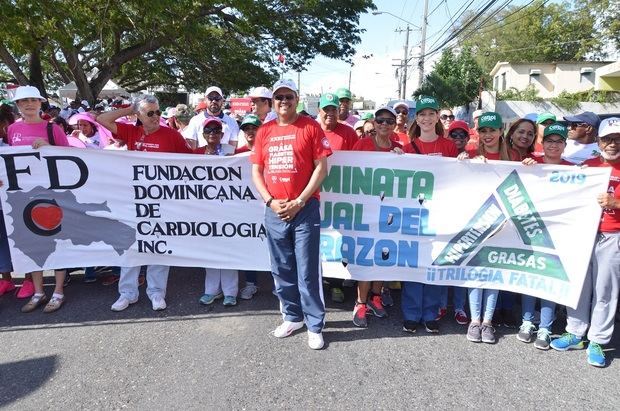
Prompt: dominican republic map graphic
<box><xmin>6</xmin><ymin>186</ymin><xmax>135</xmax><ymax>267</ymax></box>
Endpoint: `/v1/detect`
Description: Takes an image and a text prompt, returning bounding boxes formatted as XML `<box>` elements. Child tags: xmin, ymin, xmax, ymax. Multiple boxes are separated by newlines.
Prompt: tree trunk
<box><xmin>60</xmin><ymin>46</ymin><xmax>96</xmax><ymax>104</ymax></box>
<box><xmin>28</xmin><ymin>45</ymin><xmax>48</xmax><ymax>99</ymax></box>
<box><xmin>0</xmin><ymin>43</ymin><xmax>29</xmax><ymax>85</ymax></box>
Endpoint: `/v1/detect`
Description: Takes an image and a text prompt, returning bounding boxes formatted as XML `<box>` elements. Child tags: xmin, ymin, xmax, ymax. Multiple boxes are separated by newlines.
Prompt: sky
<box><xmin>281</xmin><ymin>0</ymin><xmax>532</xmax><ymax>105</ymax></box>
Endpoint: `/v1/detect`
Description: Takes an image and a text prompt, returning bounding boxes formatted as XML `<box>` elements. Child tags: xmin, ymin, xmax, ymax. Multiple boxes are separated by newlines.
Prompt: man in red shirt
<box><xmin>318</xmin><ymin>92</ymin><xmax>357</xmax><ymax>151</ymax></box>
<box><xmin>550</xmin><ymin>117</ymin><xmax>620</xmax><ymax>368</ymax></box>
<box><xmin>98</xmin><ymin>95</ymin><xmax>191</xmax><ymax>313</ymax></box>
<box><xmin>251</xmin><ymin>79</ymin><xmax>332</xmax><ymax>350</ymax></box>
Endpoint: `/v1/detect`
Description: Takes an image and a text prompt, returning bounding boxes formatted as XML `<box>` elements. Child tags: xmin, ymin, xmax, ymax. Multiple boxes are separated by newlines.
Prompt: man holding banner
<box><xmin>97</xmin><ymin>95</ymin><xmax>191</xmax><ymax>312</ymax></box>
<box><xmin>251</xmin><ymin>79</ymin><xmax>332</xmax><ymax>350</ymax></box>
<box><xmin>551</xmin><ymin>117</ymin><xmax>620</xmax><ymax>367</ymax></box>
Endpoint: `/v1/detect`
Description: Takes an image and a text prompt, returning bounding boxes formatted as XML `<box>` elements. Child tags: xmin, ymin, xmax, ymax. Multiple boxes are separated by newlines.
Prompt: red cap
<box><xmin>202</xmin><ymin>117</ymin><xmax>223</xmax><ymax>128</ymax></box>
<box><xmin>448</xmin><ymin>120</ymin><xmax>469</xmax><ymax>134</ymax></box>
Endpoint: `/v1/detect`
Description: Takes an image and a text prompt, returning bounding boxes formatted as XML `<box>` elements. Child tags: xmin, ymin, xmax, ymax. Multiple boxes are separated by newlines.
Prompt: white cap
<box><xmin>248</xmin><ymin>86</ymin><xmax>273</xmax><ymax>99</ymax></box>
<box><xmin>393</xmin><ymin>101</ymin><xmax>409</xmax><ymax>111</ymax></box>
<box><xmin>599</xmin><ymin>117</ymin><xmax>620</xmax><ymax>137</ymax></box>
<box><xmin>374</xmin><ymin>106</ymin><xmax>397</xmax><ymax>117</ymax></box>
<box><xmin>12</xmin><ymin>85</ymin><xmax>46</xmax><ymax>102</ymax></box>
<box><xmin>353</xmin><ymin>119</ymin><xmax>366</xmax><ymax>130</ymax></box>
<box><xmin>205</xmin><ymin>86</ymin><xmax>223</xmax><ymax>97</ymax></box>
<box><xmin>80</xmin><ymin>100</ymin><xmax>90</xmax><ymax>108</ymax></box>
<box><xmin>473</xmin><ymin>109</ymin><xmax>484</xmax><ymax>119</ymax></box>
<box><xmin>272</xmin><ymin>79</ymin><xmax>298</xmax><ymax>94</ymax></box>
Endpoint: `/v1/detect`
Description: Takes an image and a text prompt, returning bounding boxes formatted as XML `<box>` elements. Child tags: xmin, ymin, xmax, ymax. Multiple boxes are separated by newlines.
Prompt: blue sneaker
<box><xmin>223</xmin><ymin>295</ymin><xmax>237</xmax><ymax>306</ymax></box>
<box><xmin>199</xmin><ymin>292</ymin><xmax>223</xmax><ymax>305</ymax></box>
<box><xmin>550</xmin><ymin>332</ymin><xmax>585</xmax><ymax>351</ymax></box>
<box><xmin>586</xmin><ymin>342</ymin><xmax>606</xmax><ymax>367</ymax></box>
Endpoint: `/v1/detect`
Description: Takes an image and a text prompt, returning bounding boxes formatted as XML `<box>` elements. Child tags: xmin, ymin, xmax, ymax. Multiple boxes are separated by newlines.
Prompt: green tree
<box><xmin>414</xmin><ymin>47</ymin><xmax>488</xmax><ymax>108</ymax></box>
<box><xmin>0</xmin><ymin>0</ymin><xmax>374</xmax><ymax>103</ymax></box>
<box><xmin>455</xmin><ymin>0</ymin><xmax>600</xmax><ymax>73</ymax></box>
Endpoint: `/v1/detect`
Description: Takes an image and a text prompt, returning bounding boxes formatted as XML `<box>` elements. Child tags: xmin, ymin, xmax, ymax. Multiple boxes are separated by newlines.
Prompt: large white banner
<box><xmin>0</xmin><ymin>147</ymin><xmax>610</xmax><ymax>307</ymax></box>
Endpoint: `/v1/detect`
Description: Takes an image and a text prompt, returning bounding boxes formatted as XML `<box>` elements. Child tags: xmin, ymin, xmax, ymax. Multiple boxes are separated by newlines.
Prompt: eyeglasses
<box><xmin>203</xmin><ymin>127</ymin><xmax>222</xmax><ymax>135</ymax></box>
<box><xmin>145</xmin><ymin>110</ymin><xmax>161</xmax><ymax>117</ymax></box>
<box><xmin>363</xmin><ymin>130</ymin><xmax>377</xmax><ymax>136</ymax></box>
<box><xmin>599</xmin><ymin>136</ymin><xmax>620</xmax><ymax>145</ymax></box>
<box><xmin>375</xmin><ymin>117</ymin><xmax>396</xmax><ymax>125</ymax></box>
<box><xmin>543</xmin><ymin>138</ymin><xmax>565</xmax><ymax>145</ymax></box>
<box><xmin>395</xmin><ymin>108</ymin><xmax>409</xmax><ymax>115</ymax></box>
<box><xmin>569</xmin><ymin>122</ymin><xmax>588</xmax><ymax>129</ymax></box>
<box><xmin>206</xmin><ymin>95</ymin><xmax>223</xmax><ymax>102</ymax></box>
<box><xmin>440</xmin><ymin>114</ymin><xmax>455</xmax><ymax>121</ymax></box>
<box><xmin>274</xmin><ymin>94</ymin><xmax>295</xmax><ymax>101</ymax></box>
<box><xmin>449</xmin><ymin>131</ymin><xmax>468</xmax><ymax>139</ymax></box>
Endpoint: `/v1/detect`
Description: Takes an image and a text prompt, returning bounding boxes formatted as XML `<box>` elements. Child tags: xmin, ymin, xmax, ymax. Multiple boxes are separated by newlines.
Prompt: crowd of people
<box><xmin>0</xmin><ymin>82</ymin><xmax>618</xmax><ymax>366</ymax></box>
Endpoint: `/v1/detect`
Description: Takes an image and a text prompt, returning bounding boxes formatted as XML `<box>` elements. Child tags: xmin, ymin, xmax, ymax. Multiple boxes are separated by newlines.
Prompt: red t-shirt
<box><xmin>583</xmin><ymin>157</ymin><xmax>620</xmax><ymax>232</ymax></box>
<box><xmin>394</xmin><ymin>132</ymin><xmax>409</xmax><ymax>146</ymax></box>
<box><xmin>234</xmin><ymin>145</ymin><xmax>251</xmax><ymax>154</ymax></box>
<box><xmin>466</xmin><ymin>148</ymin><xmax>520</xmax><ymax>161</ymax></box>
<box><xmin>323</xmin><ymin>123</ymin><xmax>358</xmax><ymax>151</ymax></box>
<box><xmin>116</xmin><ymin>123</ymin><xmax>191</xmax><ymax>153</ymax></box>
<box><xmin>251</xmin><ymin>116</ymin><xmax>332</xmax><ymax>200</ymax></box>
<box><xmin>530</xmin><ymin>154</ymin><xmax>573</xmax><ymax>165</ymax></box>
<box><xmin>403</xmin><ymin>136</ymin><xmax>458</xmax><ymax>157</ymax></box>
<box><xmin>352</xmin><ymin>137</ymin><xmax>401</xmax><ymax>152</ymax></box>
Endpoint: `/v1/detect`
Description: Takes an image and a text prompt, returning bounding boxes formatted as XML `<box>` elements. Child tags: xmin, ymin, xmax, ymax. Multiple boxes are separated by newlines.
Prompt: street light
<box><xmin>373</xmin><ymin>5</ymin><xmax>428</xmax><ymax>96</ymax></box>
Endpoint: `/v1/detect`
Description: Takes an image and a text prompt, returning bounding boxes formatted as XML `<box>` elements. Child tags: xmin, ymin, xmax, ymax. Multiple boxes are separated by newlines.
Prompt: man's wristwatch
<box><xmin>295</xmin><ymin>198</ymin><xmax>305</xmax><ymax>208</ymax></box>
<box><xmin>266</xmin><ymin>197</ymin><xmax>274</xmax><ymax>207</ymax></box>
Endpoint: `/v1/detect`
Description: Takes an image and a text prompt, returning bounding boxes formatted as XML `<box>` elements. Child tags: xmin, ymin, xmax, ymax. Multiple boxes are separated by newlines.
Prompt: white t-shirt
<box><xmin>561</xmin><ymin>140</ymin><xmax>601</xmax><ymax>164</ymax></box>
<box><xmin>185</xmin><ymin>111</ymin><xmax>239</xmax><ymax>147</ymax></box>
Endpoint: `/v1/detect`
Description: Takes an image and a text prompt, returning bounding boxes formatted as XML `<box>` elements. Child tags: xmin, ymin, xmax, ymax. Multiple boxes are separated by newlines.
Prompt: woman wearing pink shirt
<box><xmin>6</xmin><ymin>86</ymin><xmax>69</xmax><ymax>313</ymax></box>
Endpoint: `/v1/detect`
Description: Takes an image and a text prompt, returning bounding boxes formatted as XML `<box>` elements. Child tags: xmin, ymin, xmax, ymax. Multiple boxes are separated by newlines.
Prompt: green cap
<box><xmin>477</xmin><ymin>112</ymin><xmax>503</xmax><ymax>129</ymax></box>
<box><xmin>415</xmin><ymin>95</ymin><xmax>439</xmax><ymax>112</ymax></box>
<box><xmin>361</xmin><ymin>112</ymin><xmax>374</xmax><ymax>120</ymax></box>
<box><xmin>335</xmin><ymin>87</ymin><xmax>352</xmax><ymax>100</ymax></box>
<box><xmin>319</xmin><ymin>92</ymin><xmax>339</xmax><ymax>109</ymax></box>
<box><xmin>536</xmin><ymin>112</ymin><xmax>556</xmax><ymax>125</ymax></box>
<box><xmin>543</xmin><ymin>122</ymin><xmax>568</xmax><ymax>140</ymax></box>
<box><xmin>240</xmin><ymin>114</ymin><xmax>261</xmax><ymax>129</ymax></box>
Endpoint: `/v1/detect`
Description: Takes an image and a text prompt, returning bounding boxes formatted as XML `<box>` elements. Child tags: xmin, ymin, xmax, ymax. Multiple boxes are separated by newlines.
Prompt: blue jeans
<box><xmin>521</xmin><ymin>295</ymin><xmax>555</xmax><ymax>330</ymax></box>
<box><xmin>439</xmin><ymin>286</ymin><xmax>466</xmax><ymax>311</ymax></box>
<box><xmin>265</xmin><ymin>198</ymin><xmax>325</xmax><ymax>333</ymax></box>
<box><xmin>468</xmin><ymin>288</ymin><xmax>499</xmax><ymax>322</ymax></box>
<box><xmin>401</xmin><ymin>282</ymin><xmax>440</xmax><ymax>322</ymax></box>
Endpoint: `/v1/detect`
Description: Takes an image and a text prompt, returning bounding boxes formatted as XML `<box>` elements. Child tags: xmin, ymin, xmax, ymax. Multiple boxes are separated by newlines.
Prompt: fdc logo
<box><xmin>480</xmin><ymin>114</ymin><xmax>497</xmax><ymax>122</ymax></box>
<box><xmin>23</xmin><ymin>199</ymin><xmax>63</xmax><ymax>236</ymax></box>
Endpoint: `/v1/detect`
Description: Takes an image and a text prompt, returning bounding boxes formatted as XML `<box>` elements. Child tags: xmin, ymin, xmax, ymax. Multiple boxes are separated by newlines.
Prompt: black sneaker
<box><xmin>492</xmin><ymin>310</ymin><xmax>503</xmax><ymax>328</ymax></box>
<box><xmin>424</xmin><ymin>320</ymin><xmax>440</xmax><ymax>333</ymax></box>
<box><xmin>403</xmin><ymin>320</ymin><xmax>418</xmax><ymax>333</ymax></box>
<box><xmin>352</xmin><ymin>303</ymin><xmax>368</xmax><ymax>328</ymax></box>
<box><xmin>502</xmin><ymin>309</ymin><xmax>518</xmax><ymax>328</ymax></box>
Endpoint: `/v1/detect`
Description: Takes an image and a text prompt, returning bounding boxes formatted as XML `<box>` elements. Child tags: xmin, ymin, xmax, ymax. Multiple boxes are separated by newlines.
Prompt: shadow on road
<box><xmin>0</xmin><ymin>355</ymin><xmax>58</xmax><ymax>407</ymax></box>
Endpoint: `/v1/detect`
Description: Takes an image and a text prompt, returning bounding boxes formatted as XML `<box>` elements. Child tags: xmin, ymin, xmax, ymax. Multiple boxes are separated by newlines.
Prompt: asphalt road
<box><xmin>0</xmin><ymin>268</ymin><xmax>618</xmax><ymax>410</ymax></box>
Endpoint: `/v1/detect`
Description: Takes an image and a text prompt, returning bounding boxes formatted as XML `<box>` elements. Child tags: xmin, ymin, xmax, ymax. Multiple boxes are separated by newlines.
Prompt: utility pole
<box><xmin>418</xmin><ymin>0</ymin><xmax>429</xmax><ymax>87</ymax></box>
<box><xmin>395</xmin><ymin>25</ymin><xmax>411</xmax><ymax>100</ymax></box>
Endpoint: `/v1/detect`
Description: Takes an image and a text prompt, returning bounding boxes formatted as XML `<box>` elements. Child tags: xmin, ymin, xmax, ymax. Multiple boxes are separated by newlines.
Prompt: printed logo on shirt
<box><xmin>266</xmin><ymin>134</ymin><xmax>297</xmax><ymax>174</ymax></box>
<box><xmin>321</xmin><ymin>137</ymin><xmax>330</xmax><ymax>149</ymax></box>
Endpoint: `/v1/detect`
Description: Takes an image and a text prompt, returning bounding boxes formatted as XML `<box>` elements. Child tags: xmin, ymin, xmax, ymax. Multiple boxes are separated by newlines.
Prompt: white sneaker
<box><xmin>272</xmin><ymin>320</ymin><xmax>304</xmax><ymax>338</ymax></box>
<box><xmin>239</xmin><ymin>284</ymin><xmax>258</xmax><ymax>300</ymax></box>
<box><xmin>151</xmin><ymin>296</ymin><xmax>167</xmax><ymax>311</ymax></box>
<box><xmin>307</xmin><ymin>331</ymin><xmax>324</xmax><ymax>350</ymax></box>
<box><xmin>111</xmin><ymin>296</ymin><xmax>138</xmax><ymax>311</ymax></box>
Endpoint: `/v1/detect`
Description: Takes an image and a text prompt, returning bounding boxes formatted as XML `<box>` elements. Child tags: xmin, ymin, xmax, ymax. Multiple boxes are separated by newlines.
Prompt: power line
<box><xmin>424</xmin><ymin>0</ymin><xmax>499</xmax><ymax>57</ymax></box>
<box><xmin>468</xmin><ymin>0</ymin><xmax>548</xmax><ymax>37</ymax></box>
<box><xmin>425</xmin><ymin>0</ymin><xmax>477</xmax><ymax>45</ymax></box>
<box><xmin>428</xmin><ymin>0</ymin><xmax>445</xmax><ymax>18</ymax></box>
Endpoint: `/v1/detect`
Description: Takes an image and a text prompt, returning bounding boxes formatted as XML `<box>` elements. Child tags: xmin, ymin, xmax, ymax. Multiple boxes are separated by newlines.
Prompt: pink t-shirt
<box><xmin>7</xmin><ymin>121</ymin><xmax>69</xmax><ymax>147</ymax></box>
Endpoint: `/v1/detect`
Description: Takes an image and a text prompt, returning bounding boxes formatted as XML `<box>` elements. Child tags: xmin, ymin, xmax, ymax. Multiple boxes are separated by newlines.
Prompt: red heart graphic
<box><xmin>31</xmin><ymin>205</ymin><xmax>63</xmax><ymax>230</ymax></box>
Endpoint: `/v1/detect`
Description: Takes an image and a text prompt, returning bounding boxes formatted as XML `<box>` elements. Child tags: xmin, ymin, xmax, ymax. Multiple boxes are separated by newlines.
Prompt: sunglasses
<box><xmin>449</xmin><ymin>131</ymin><xmax>468</xmax><ymax>139</ymax></box>
<box><xmin>363</xmin><ymin>130</ymin><xmax>377</xmax><ymax>136</ymax></box>
<box><xmin>395</xmin><ymin>108</ymin><xmax>409</xmax><ymax>115</ymax></box>
<box><xmin>375</xmin><ymin>117</ymin><xmax>396</xmax><ymax>125</ymax></box>
<box><xmin>599</xmin><ymin>136</ymin><xmax>620</xmax><ymax>145</ymax></box>
<box><xmin>440</xmin><ymin>114</ymin><xmax>455</xmax><ymax>121</ymax></box>
<box><xmin>207</xmin><ymin>95</ymin><xmax>223</xmax><ymax>101</ymax></box>
<box><xmin>203</xmin><ymin>127</ymin><xmax>222</xmax><ymax>135</ymax></box>
<box><xmin>569</xmin><ymin>122</ymin><xmax>588</xmax><ymax>129</ymax></box>
<box><xmin>274</xmin><ymin>94</ymin><xmax>296</xmax><ymax>101</ymax></box>
<box><xmin>543</xmin><ymin>138</ymin><xmax>565</xmax><ymax>145</ymax></box>
<box><xmin>145</xmin><ymin>110</ymin><xmax>161</xmax><ymax>117</ymax></box>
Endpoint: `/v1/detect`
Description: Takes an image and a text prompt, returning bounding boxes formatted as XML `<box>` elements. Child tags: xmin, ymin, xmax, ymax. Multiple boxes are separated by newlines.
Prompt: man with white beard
<box><xmin>550</xmin><ymin>117</ymin><xmax>620</xmax><ymax>368</ymax></box>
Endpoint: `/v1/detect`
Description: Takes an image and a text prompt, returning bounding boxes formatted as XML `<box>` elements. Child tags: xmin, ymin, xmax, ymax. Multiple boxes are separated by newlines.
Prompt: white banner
<box><xmin>0</xmin><ymin>148</ymin><xmax>610</xmax><ymax>308</ymax></box>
